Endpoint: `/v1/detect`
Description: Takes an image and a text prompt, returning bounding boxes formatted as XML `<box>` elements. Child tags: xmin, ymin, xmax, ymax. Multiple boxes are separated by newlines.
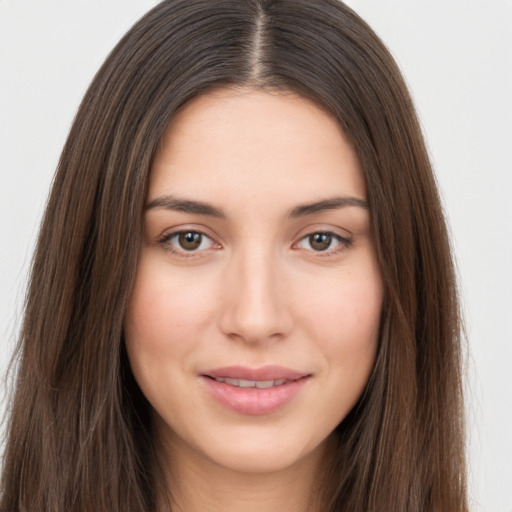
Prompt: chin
<box><xmin>198</xmin><ymin>430</ymin><xmax>326</xmax><ymax>475</ymax></box>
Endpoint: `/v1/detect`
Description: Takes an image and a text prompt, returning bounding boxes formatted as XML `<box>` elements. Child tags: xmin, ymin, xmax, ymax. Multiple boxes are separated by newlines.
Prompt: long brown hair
<box><xmin>1</xmin><ymin>1</ymin><xmax>467</xmax><ymax>510</ymax></box>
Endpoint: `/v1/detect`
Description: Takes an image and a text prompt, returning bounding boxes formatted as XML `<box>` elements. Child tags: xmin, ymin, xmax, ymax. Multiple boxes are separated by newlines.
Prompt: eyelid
<box><xmin>291</xmin><ymin>226</ymin><xmax>353</xmax><ymax>256</ymax></box>
<box><xmin>292</xmin><ymin>222</ymin><xmax>353</xmax><ymax>239</ymax></box>
<box><xmin>158</xmin><ymin>226</ymin><xmax>222</xmax><ymax>257</ymax></box>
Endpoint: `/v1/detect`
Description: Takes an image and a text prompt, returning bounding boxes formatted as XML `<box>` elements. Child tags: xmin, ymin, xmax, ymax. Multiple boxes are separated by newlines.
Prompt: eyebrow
<box><xmin>145</xmin><ymin>195</ymin><xmax>226</xmax><ymax>218</ymax></box>
<box><xmin>289</xmin><ymin>196</ymin><xmax>369</xmax><ymax>217</ymax></box>
<box><xmin>145</xmin><ymin>194</ymin><xmax>369</xmax><ymax>218</ymax></box>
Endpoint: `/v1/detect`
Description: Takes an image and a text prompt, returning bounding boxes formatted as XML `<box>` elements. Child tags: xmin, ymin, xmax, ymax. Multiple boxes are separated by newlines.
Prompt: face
<box><xmin>124</xmin><ymin>88</ymin><xmax>383</xmax><ymax>475</ymax></box>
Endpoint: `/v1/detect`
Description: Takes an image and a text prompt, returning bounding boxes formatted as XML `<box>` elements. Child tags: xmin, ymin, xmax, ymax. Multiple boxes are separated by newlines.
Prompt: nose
<box><xmin>219</xmin><ymin>247</ymin><xmax>293</xmax><ymax>344</ymax></box>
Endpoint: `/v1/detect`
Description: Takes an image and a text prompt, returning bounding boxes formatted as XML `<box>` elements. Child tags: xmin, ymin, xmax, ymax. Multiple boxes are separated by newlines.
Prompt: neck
<box><xmin>155</xmin><ymin>433</ymin><xmax>333</xmax><ymax>512</ymax></box>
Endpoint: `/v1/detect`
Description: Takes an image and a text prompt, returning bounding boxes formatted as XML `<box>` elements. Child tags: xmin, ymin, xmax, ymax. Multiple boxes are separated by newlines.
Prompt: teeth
<box><xmin>238</xmin><ymin>379</ymin><xmax>256</xmax><ymax>388</ymax></box>
<box><xmin>255</xmin><ymin>380</ymin><xmax>275</xmax><ymax>389</ymax></box>
<box><xmin>214</xmin><ymin>377</ymin><xmax>287</xmax><ymax>388</ymax></box>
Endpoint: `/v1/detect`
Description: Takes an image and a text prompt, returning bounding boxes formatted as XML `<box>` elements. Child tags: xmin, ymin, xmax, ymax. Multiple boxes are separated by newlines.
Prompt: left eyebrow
<box><xmin>289</xmin><ymin>196</ymin><xmax>369</xmax><ymax>217</ymax></box>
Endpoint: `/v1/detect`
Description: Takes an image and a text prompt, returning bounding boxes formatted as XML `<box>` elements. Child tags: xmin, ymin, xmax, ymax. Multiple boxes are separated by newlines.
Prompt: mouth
<box><xmin>206</xmin><ymin>376</ymin><xmax>289</xmax><ymax>389</ymax></box>
<box><xmin>202</xmin><ymin>364</ymin><xmax>310</xmax><ymax>382</ymax></box>
<box><xmin>200</xmin><ymin>366</ymin><xmax>311</xmax><ymax>415</ymax></box>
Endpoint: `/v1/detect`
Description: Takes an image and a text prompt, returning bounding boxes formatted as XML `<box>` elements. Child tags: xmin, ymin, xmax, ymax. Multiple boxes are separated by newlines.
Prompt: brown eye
<box><xmin>308</xmin><ymin>233</ymin><xmax>332</xmax><ymax>251</ymax></box>
<box><xmin>178</xmin><ymin>232</ymin><xmax>203</xmax><ymax>251</ymax></box>
<box><xmin>295</xmin><ymin>231</ymin><xmax>351</xmax><ymax>254</ymax></box>
<box><xmin>160</xmin><ymin>230</ymin><xmax>217</xmax><ymax>254</ymax></box>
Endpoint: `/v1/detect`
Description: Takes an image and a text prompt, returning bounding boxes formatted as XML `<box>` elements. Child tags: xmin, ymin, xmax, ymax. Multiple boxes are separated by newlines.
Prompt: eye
<box><xmin>160</xmin><ymin>230</ymin><xmax>218</xmax><ymax>254</ymax></box>
<box><xmin>296</xmin><ymin>232</ymin><xmax>351</xmax><ymax>253</ymax></box>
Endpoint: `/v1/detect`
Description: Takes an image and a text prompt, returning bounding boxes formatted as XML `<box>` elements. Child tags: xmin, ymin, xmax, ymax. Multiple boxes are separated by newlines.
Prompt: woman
<box><xmin>0</xmin><ymin>0</ymin><xmax>468</xmax><ymax>511</ymax></box>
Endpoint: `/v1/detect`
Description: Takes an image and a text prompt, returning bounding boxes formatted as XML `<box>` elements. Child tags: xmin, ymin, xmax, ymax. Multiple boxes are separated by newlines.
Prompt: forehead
<box><xmin>149</xmin><ymin>88</ymin><xmax>366</xmax><ymax>208</ymax></box>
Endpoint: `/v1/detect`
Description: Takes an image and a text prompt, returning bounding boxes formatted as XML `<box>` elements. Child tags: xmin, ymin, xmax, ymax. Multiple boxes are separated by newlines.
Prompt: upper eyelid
<box><xmin>300</xmin><ymin>231</ymin><xmax>350</xmax><ymax>242</ymax></box>
<box><xmin>160</xmin><ymin>230</ymin><xmax>217</xmax><ymax>246</ymax></box>
<box><xmin>294</xmin><ymin>231</ymin><xmax>352</xmax><ymax>248</ymax></box>
<box><xmin>160</xmin><ymin>229</ymin><xmax>210</xmax><ymax>241</ymax></box>
<box><xmin>291</xmin><ymin>223</ymin><xmax>353</xmax><ymax>241</ymax></box>
<box><xmin>158</xmin><ymin>225</ymin><xmax>219</xmax><ymax>243</ymax></box>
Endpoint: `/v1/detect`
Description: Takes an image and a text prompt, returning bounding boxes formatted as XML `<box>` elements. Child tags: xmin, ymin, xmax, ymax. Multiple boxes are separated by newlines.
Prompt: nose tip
<box><xmin>219</xmin><ymin>253</ymin><xmax>292</xmax><ymax>344</ymax></box>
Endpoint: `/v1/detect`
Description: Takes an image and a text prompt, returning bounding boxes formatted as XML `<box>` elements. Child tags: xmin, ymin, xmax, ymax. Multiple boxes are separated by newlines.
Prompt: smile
<box><xmin>201</xmin><ymin>366</ymin><xmax>311</xmax><ymax>415</ymax></box>
<box><xmin>211</xmin><ymin>377</ymin><xmax>287</xmax><ymax>388</ymax></box>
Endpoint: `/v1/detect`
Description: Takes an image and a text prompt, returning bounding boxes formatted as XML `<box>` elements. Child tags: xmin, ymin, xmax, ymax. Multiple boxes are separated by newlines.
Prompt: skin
<box><xmin>124</xmin><ymin>88</ymin><xmax>383</xmax><ymax>512</ymax></box>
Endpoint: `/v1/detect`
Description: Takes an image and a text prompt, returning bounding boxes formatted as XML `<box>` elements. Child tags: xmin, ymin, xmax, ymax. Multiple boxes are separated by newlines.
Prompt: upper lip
<box><xmin>202</xmin><ymin>365</ymin><xmax>310</xmax><ymax>381</ymax></box>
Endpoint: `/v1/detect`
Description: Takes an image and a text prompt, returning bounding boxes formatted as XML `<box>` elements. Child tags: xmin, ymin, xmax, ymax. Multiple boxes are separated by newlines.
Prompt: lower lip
<box><xmin>201</xmin><ymin>376</ymin><xmax>309</xmax><ymax>415</ymax></box>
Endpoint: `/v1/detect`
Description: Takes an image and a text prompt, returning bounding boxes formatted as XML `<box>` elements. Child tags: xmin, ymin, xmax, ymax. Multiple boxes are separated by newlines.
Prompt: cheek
<box><xmin>297</xmin><ymin>262</ymin><xmax>383</xmax><ymax>350</ymax></box>
<box><xmin>123</xmin><ymin>255</ymin><xmax>217</xmax><ymax>394</ymax></box>
<box><xmin>320</xmin><ymin>283</ymin><xmax>381</xmax><ymax>380</ymax></box>
<box><xmin>293</xmin><ymin>253</ymin><xmax>383</xmax><ymax>410</ymax></box>
<box><xmin>126</xmin><ymin>255</ymin><xmax>216</xmax><ymax>342</ymax></box>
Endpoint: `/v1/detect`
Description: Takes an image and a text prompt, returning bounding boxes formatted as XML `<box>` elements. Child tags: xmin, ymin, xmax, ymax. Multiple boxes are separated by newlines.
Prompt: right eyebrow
<box><xmin>145</xmin><ymin>195</ymin><xmax>226</xmax><ymax>218</ymax></box>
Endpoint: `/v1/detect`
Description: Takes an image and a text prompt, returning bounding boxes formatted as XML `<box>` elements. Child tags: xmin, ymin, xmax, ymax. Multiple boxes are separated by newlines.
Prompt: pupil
<box><xmin>310</xmin><ymin>233</ymin><xmax>331</xmax><ymax>251</ymax></box>
<box><xmin>179</xmin><ymin>232</ymin><xmax>201</xmax><ymax>250</ymax></box>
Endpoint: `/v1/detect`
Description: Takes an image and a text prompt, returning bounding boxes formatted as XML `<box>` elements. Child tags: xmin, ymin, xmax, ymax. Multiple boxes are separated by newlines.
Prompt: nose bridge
<box><xmin>220</xmin><ymin>243</ymin><xmax>290</xmax><ymax>343</ymax></box>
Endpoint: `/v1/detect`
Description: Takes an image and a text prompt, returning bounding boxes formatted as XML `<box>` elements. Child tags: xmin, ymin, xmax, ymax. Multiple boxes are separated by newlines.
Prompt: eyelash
<box><xmin>158</xmin><ymin>230</ymin><xmax>352</xmax><ymax>258</ymax></box>
<box><xmin>294</xmin><ymin>232</ymin><xmax>352</xmax><ymax>256</ymax></box>
<box><xmin>158</xmin><ymin>230</ymin><xmax>220</xmax><ymax>258</ymax></box>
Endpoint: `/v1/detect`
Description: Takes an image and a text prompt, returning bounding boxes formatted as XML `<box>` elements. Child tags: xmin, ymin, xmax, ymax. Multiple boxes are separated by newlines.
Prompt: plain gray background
<box><xmin>1</xmin><ymin>1</ymin><xmax>511</xmax><ymax>510</ymax></box>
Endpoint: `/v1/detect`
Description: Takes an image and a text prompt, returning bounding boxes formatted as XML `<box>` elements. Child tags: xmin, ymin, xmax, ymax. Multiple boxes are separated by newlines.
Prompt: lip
<box><xmin>203</xmin><ymin>365</ymin><xmax>309</xmax><ymax>382</ymax></box>
<box><xmin>200</xmin><ymin>365</ymin><xmax>311</xmax><ymax>415</ymax></box>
